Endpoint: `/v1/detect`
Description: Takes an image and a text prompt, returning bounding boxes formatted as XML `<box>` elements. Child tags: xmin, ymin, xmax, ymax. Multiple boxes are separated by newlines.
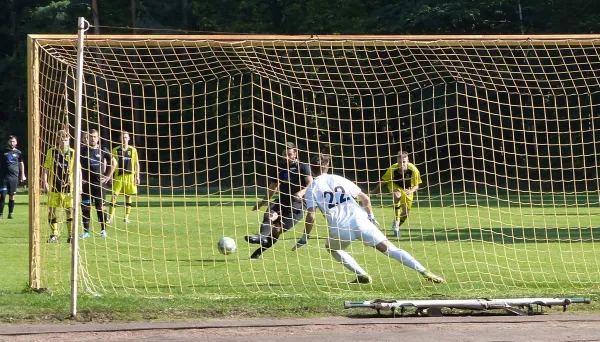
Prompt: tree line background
<box><xmin>4</xmin><ymin>0</ymin><xmax>600</xmax><ymax>195</ymax></box>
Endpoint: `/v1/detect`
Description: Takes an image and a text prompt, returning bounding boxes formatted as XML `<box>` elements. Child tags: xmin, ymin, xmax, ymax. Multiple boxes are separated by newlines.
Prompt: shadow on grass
<box><xmin>386</xmin><ymin>227</ymin><xmax>600</xmax><ymax>244</ymax></box>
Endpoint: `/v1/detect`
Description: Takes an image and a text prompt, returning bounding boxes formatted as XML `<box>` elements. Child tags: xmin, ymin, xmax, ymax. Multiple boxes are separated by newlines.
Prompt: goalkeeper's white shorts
<box><xmin>326</xmin><ymin>217</ymin><xmax>386</xmax><ymax>250</ymax></box>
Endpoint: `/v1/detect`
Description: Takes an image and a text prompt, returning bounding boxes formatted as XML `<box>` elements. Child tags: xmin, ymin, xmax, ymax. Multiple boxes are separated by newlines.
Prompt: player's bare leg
<box><xmin>375</xmin><ymin>240</ymin><xmax>445</xmax><ymax>283</ymax></box>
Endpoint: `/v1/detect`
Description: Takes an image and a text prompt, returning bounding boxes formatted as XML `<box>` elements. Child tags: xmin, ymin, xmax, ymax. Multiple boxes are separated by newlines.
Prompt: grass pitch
<box><xmin>1</xmin><ymin>191</ymin><xmax>599</xmax><ymax>321</ymax></box>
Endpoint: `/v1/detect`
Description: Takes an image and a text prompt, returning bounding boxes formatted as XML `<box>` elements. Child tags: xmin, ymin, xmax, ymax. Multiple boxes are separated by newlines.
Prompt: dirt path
<box><xmin>1</xmin><ymin>314</ymin><xmax>600</xmax><ymax>342</ymax></box>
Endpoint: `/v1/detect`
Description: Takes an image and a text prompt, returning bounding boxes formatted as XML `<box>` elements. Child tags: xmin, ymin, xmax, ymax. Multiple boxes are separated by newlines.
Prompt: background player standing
<box><xmin>107</xmin><ymin>131</ymin><xmax>140</xmax><ymax>224</ymax></box>
<box><xmin>0</xmin><ymin>136</ymin><xmax>26</xmax><ymax>219</ymax></box>
<box><xmin>42</xmin><ymin>130</ymin><xmax>78</xmax><ymax>243</ymax></box>
<box><xmin>80</xmin><ymin>129</ymin><xmax>117</xmax><ymax>238</ymax></box>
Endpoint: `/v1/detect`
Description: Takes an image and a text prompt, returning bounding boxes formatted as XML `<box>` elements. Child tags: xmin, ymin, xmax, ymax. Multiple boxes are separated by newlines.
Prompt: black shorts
<box><xmin>268</xmin><ymin>199</ymin><xmax>304</xmax><ymax>232</ymax></box>
<box><xmin>0</xmin><ymin>176</ymin><xmax>18</xmax><ymax>195</ymax></box>
<box><xmin>81</xmin><ymin>182</ymin><xmax>105</xmax><ymax>207</ymax></box>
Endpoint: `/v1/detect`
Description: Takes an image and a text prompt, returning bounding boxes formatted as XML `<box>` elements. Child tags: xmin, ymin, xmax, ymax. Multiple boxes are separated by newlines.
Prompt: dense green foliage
<box><xmin>3</xmin><ymin>0</ymin><xmax>600</xmax><ymax>150</ymax></box>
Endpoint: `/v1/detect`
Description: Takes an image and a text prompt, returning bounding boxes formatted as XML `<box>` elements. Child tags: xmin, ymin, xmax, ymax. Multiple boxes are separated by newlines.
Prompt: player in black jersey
<box><xmin>0</xmin><ymin>136</ymin><xmax>26</xmax><ymax>219</ymax></box>
<box><xmin>80</xmin><ymin>129</ymin><xmax>117</xmax><ymax>238</ymax></box>
<box><xmin>244</xmin><ymin>142</ymin><xmax>312</xmax><ymax>260</ymax></box>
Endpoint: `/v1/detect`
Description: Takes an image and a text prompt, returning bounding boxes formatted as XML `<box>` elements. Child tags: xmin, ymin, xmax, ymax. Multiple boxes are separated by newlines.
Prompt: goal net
<box><xmin>28</xmin><ymin>33</ymin><xmax>600</xmax><ymax>298</ymax></box>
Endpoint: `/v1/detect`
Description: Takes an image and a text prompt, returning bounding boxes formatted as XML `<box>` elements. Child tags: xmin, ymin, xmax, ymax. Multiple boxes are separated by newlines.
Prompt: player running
<box><xmin>371</xmin><ymin>151</ymin><xmax>422</xmax><ymax>237</ymax></box>
<box><xmin>245</xmin><ymin>142</ymin><xmax>312</xmax><ymax>260</ymax></box>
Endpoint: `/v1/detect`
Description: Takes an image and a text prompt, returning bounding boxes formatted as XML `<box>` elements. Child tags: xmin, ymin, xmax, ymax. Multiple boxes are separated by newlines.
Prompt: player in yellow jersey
<box><xmin>107</xmin><ymin>131</ymin><xmax>140</xmax><ymax>223</ymax></box>
<box><xmin>42</xmin><ymin>130</ymin><xmax>78</xmax><ymax>243</ymax></box>
<box><xmin>371</xmin><ymin>151</ymin><xmax>422</xmax><ymax>237</ymax></box>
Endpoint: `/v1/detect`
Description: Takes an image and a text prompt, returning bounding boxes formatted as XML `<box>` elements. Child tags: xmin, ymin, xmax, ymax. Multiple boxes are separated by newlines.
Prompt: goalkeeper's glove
<box><xmin>368</xmin><ymin>213</ymin><xmax>380</xmax><ymax>226</ymax></box>
<box><xmin>292</xmin><ymin>233</ymin><xmax>309</xmax><ymax>251</ymax></box>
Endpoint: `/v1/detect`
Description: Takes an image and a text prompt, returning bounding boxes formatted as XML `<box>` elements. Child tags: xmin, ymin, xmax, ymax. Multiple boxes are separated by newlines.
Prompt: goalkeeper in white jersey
<box><xmin>294</xmin><ymin>153</ymin><xmax>445</xmax><ymax>284</ymax></box>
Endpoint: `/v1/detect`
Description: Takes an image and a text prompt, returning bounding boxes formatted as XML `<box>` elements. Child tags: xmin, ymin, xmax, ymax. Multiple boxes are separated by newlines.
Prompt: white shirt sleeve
<box><xmin>304</xmin><ymin>184</ymin><xmax>318</xmax><ymax>209</ymax></box>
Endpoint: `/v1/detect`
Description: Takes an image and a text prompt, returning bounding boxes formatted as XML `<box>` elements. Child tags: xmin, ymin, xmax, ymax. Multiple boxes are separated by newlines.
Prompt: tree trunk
<box><xmin>131</xmin><ymin>0</ymin><xmax>137</xmax><ymax>33</ymax></box>
<box><xmin>8</xmin><ymin>0</ymin><xmax>16</xmax><ymax>55</ymax></box>
<box><xmin>182</xmin><ymin>0</ymin><xmax>189</xmax><ymax>28</ymax></box>
<box><xmin>91</xmin><ymin>0</ymin><xmax>100</xmax><ymax>34</ymax></box>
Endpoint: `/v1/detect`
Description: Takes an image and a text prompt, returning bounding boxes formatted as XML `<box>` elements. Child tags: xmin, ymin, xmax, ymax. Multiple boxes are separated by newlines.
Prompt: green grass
<box><xmin>1</xmin><ymin>192</ymin><xmax>600</xmax><ymax>322</ymax></box>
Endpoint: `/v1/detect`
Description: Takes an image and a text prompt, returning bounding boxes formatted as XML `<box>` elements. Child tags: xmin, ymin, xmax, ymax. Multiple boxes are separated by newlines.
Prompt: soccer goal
<box><xmin>28</xmin><ymin>20</ymin><xmax>600</xmax><ymax>308</ymax></box>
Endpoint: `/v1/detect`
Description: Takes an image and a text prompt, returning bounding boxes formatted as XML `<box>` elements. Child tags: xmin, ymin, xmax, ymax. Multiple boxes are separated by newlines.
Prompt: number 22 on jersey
<box><xmin>323</xmin><ymin>186</ymin><xmax>348</xmax><ymax>209</ymax></box>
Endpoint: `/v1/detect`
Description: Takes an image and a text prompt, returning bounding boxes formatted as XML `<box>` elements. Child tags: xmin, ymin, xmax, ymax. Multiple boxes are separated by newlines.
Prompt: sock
<box><xmin>399</xmin><ymin>217</ymin><xmax>406</xmax><ymax>227</ymax></box>
<box><xmin>330</xmin><ymin>250</ymin><xmax>368</xmax><ymax>276</ymax></box>
<box><xmin>125</xmin><ymin>198</ymin><xmax>133</xmax><ymax>218</ymax></box>
<box><xmin>259</xmin><ymin>222</ymin><xmax>271</xmax><ymax>237</ymax></box>
<box><xmin>8</xmin><ymin>199</ymin><xmax>14</xmax><ymax>214</ymax></box>
<box><xmin>97</xmin><ymin>208</ymin><xmax>106</xmax><ymax>231</ymax></box>
<box><xmin>385</xmin><ymin>244</ymin><xmax>426</xmax><ymax>273</ymax></box>
<box><xmin>0</xmin><ymin>193</ymin><xmax>5</xmax><ymax>215</ymax></box>
<box><xmin>108</xmin><ymin>199</ymin><xmax>116</xmax><ymax>218</ymax></box>
<box><xmin>82</xmin><ymin>206</ymin><xmax>90</xmax><ymax>232</ymax></box>
<box><xmin>66</xmin><ymin>212</ymin><xmax>73</xmax><ymax>236</ymax></box>
<box><xmin>49</xmin><ymin>213</ymin><xmax>58</xmax><ymax>236</ymax></box>
<box><xmin>394</xmin><ymin>204</ymin><xmax>401</xmax><ymax>221</ymax></box>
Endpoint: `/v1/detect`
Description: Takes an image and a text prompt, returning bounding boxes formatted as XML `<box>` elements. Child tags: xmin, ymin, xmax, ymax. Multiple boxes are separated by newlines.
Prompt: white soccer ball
<box><xmin>218</xmin><ymin>237</ymin><xmax>237</xmax><ymax>255</ymax></box>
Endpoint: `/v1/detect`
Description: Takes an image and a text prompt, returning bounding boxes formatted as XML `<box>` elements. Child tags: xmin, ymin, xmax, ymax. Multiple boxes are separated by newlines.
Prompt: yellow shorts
<box><xmin>113</xmin><ymin>174</ymin><xmax>137</xmax><ymax>196</ymax></box>
<box><xmin>386</xmin><ymin>183</ymin><xmax>414</xmax><ymax>209</ymax></box>
<box><xmin>47</xmin><ymin>192</ymin><xmax>73</xmax><ymax>209</ymax></box>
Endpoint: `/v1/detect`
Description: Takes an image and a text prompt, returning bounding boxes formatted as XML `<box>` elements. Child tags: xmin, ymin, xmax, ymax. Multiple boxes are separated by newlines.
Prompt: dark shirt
<box><xmin>81</xmin><ymin>145</ymin><xmax>111</xmax><ymax>184</ymax></box>
<box><xmin>269</xmin><ymin>160</ymin><xmax>311</xmax><ymax>205</ymax></box>
<box><xmin>44</xmin><ymin>147</ymin><xmax>75</xmax><ymax>193</ymax></box>
<box><xmin>0</xmin><ymin>148</ymin><xmax>23</xmax><ymax>178</ymax></box>
<box><xmin>392</xmin><ymin>167</ymin><xmax>414</xmax><ymax>189</ymax></box>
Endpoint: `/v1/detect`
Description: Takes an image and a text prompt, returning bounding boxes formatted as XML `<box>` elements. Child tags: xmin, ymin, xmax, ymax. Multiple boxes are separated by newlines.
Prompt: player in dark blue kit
<box><xmin>244</xmin><ymin>142</ymin><xmax>313</xmax><ymax>260</ymax></box>
<box><xmin>0</xmin><ymin>136</ymin><xmax>26</xmax><ymax>219</ymax></box>
<box><xmin>80</xmin><ymin>129</ymin><xmax>116</xmax><ymax>238</ymax></box>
